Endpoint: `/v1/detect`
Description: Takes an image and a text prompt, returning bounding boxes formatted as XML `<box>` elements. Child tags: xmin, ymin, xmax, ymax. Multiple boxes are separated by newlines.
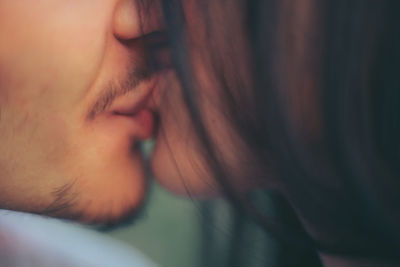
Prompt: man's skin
<box><xmin>0</xmin><ymin>0</ymin><xmax>166</xmax><ymax>224</ymax></box>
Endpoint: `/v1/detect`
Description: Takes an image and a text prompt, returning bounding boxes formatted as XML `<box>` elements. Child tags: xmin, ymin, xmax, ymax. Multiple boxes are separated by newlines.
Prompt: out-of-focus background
<box><xmin>108</xmin><ymin>183</ymin><xmax>203</xmax><ymax>267</ymax></box>
<box><xmin>107</xmin><ymin>182</ymin><xmax>281</xmax><ymax>267</ymax></box>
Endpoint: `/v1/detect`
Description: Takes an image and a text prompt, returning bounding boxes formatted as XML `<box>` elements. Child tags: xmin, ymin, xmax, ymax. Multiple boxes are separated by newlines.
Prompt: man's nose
<box><xmin>113</xmin><ymin>0</ymin><xmax>162</xmax><ymax>40</ymax></box>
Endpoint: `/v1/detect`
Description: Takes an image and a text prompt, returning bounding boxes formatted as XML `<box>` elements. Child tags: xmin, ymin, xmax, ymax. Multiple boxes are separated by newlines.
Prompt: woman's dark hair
<box><xmin>146</xmin><ymin>0</ymin><xmax>400</xmax><ymax>263</ymax></box>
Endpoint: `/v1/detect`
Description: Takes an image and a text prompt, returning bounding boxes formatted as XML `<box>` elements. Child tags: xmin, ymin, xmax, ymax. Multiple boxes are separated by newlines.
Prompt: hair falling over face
<box><xmin>137</xmin><ymin>0</ymin><xmax>400</xmax><ymax>265</ymax></box>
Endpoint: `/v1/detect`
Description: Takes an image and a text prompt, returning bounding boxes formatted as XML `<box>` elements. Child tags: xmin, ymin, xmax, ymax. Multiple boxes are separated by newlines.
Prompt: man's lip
<box><xmin>111</xmin><ymin>78</ymin><xmax>158</xmax><ymax>116</ymax></box>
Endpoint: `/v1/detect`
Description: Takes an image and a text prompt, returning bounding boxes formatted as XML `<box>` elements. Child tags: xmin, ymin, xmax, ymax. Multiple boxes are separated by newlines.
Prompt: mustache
<box><xmin>87</xmin><ymin>31</ymin><xmax>170</xmax><ymax>120</ymax></box>
<box><xmin>87</xmin><ymin>65</ymin><xmax>154</xmax><ymax>120</ymax></box>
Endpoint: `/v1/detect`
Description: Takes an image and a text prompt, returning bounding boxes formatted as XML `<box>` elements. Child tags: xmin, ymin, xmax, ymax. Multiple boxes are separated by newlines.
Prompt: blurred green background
<box><xmin>109</xmin><ymin>183</ymin><xmax>202</xmax><ymax>267</ymax></box>
<box><xmin>106</xmin><ymin>183</ymin><xmax>281</xmax><ymax>267</ymax></box>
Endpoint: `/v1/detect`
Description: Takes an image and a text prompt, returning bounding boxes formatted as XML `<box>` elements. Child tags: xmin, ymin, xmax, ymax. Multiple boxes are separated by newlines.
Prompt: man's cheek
<box><xmin>0</xmin><ymin>110</ymin><xmax>79</xmax><ymax>208</ymax></box>
<box><xmin>1</xmin><ymin>109</ymin><xmax>72</xmax><ymax>181</ymax></box>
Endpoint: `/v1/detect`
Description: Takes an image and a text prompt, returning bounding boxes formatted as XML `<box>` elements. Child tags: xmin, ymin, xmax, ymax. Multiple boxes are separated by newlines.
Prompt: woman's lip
<box><xmin>111</xmin><ymin>108</ymin><xmax>156</xmax><ymax>140</ymax></box>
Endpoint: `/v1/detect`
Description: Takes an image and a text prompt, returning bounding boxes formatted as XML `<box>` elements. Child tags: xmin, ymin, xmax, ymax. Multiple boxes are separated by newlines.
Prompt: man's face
<box><xmin>0</xmin><ymin>0</ymin><xmax>164</xmax><ymax>224</ymax></box>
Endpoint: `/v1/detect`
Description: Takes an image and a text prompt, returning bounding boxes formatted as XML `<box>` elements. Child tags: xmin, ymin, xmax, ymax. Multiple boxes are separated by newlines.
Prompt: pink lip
<box><xmin>111</xmin><ymin>79</ymin><xmax>158</xmax><ymax>117</ymax></box>
<box><xmin>131</xmin><ymin>108</ymin><xmax>155</xmax><ymax>140</ymax></box>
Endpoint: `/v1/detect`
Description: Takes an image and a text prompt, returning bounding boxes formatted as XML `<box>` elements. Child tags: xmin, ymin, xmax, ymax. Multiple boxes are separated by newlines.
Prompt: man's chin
<box><xmin>94</xmin><ymin>195</ymin><xmax>150</xmax><ymax>232</ymax></box>
<box><xmin>35</xmin><ymin>188</ymin><xmax>150</xmax><ymax>231</ymax></box>
<box><xmin>27</xmin><ymin>175</ymin><xmax>152</xmax><ymax>230</ymax></box>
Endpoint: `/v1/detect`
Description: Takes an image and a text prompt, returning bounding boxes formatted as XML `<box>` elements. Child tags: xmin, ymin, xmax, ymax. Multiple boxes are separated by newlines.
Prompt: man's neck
<box><xmin>319</xmin><ymin>252</ymin><xmax>399</xmax><ymax>267</ymax></box>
